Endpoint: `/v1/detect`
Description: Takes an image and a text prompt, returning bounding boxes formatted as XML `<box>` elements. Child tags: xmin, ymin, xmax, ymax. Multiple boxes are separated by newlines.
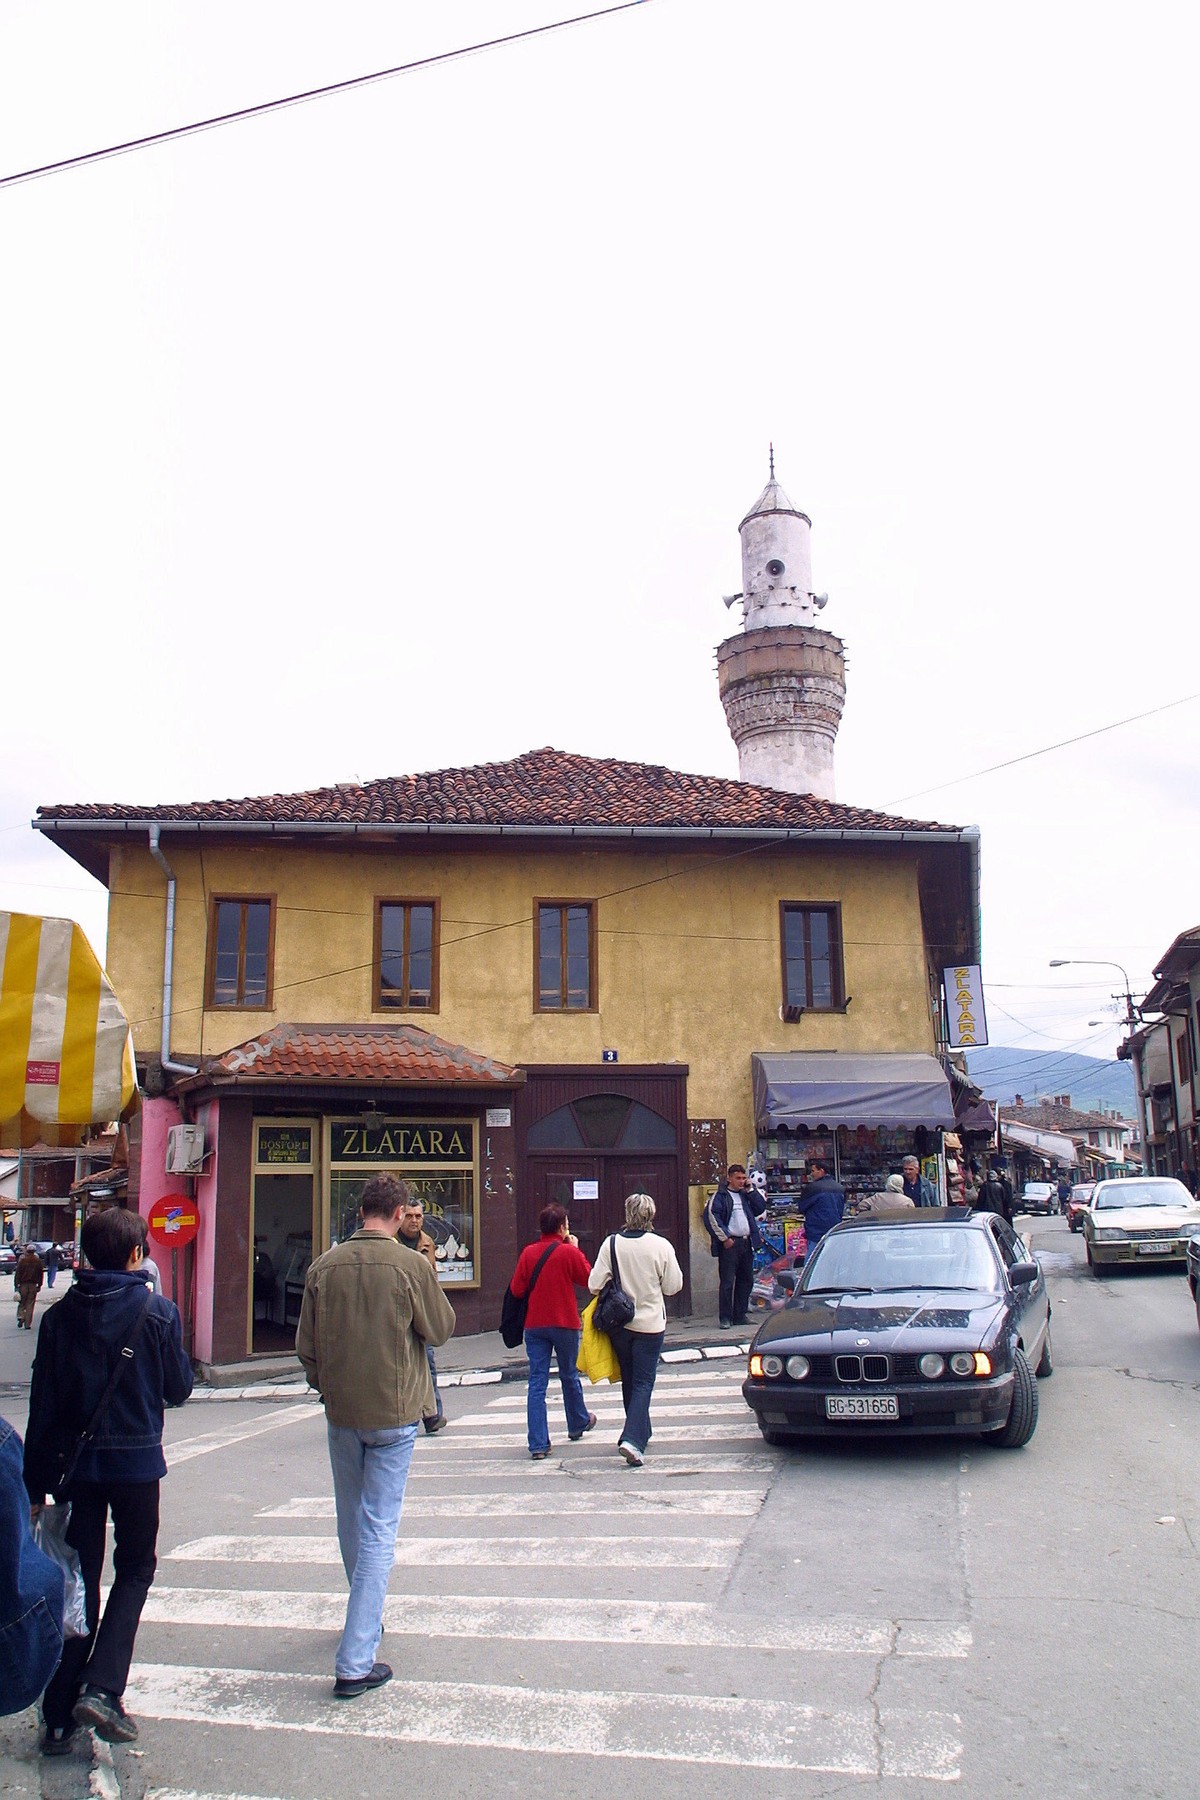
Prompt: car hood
<box><xmin>753</xmin><ymin>1288</ymin><xmax>1004</xmax><ymax>1352</ymax></box>
<box><xmin>1089</xmin><ymin>1203</ymin><xmax>1200</xmax><ymax>1230</ymax></box>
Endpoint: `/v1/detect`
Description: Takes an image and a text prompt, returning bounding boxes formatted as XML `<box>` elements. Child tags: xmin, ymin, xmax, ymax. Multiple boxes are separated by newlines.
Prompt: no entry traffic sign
<box><xmin>148</xmin><ymin>1197</ymin><xmax>200</xmax><ymax>1248</ymax></box>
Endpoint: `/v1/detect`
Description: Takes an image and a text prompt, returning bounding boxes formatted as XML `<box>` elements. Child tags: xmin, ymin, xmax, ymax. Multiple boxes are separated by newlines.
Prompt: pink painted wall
<box><xmin>138</xmin><ymin>1095</ymin><xmax>219</xmax><ymax>1364</ymax></box>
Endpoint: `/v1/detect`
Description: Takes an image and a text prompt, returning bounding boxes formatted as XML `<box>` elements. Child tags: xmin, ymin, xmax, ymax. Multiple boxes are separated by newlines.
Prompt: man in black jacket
<box><xmin>703</xmin><ymin>1165</ymin><xmax>767</xmax><ymax>1329</ymax></box>
<box><xmin>24</xmin><ymin>1207</ymin><xmax>192</xmax><ymax>1754</ymax></box>
<box><xmin>973</xmin><ymin>1167</ymin><xmax>1013</xmax><ymax>1224</ymax></box>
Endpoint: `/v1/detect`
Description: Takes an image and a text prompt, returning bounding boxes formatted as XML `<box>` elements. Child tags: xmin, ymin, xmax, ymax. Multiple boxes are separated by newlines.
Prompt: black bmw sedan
<box><xmin>742</xmin><ymin>1209</ymin><xmax>1051</xmax><ymax>1450</ymax></box>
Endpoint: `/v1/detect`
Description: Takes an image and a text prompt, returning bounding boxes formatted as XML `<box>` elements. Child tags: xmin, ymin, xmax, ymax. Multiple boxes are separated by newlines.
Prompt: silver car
<box><xmin>1082</xmin><ymin>1177</ymin><xmax>1200</xmax><ymax>1272</ymax></box>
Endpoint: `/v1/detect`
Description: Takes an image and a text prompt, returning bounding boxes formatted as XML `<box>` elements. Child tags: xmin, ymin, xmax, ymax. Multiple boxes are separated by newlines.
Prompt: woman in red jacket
<box><xmin>509</xmin><ymin>1205</ymin><xmax>596</xmax><ymax>1460</ymax></box>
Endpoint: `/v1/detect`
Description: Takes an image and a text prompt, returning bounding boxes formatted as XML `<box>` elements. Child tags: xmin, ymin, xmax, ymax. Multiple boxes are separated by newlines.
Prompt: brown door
<box><xmin>604</xmin><ymin>1156</ymin><xmax>686</xmax><ymax>1317</ymax></box>
<box><xmin>530</xmin><ymin>1160</ymin><xmax>603</xmax><ymax>1267</ymax></box>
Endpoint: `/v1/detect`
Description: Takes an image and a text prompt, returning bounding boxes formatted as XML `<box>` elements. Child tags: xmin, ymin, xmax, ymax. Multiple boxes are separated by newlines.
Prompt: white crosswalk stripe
<box><xmin>135</xmin><ymin>1365</ymin><xmax>966</xmax><ymax>1785</ymax></box>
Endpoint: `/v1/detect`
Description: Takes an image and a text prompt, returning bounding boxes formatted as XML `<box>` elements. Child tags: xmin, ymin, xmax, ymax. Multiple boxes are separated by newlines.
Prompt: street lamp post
<box><xmin>1049</xmin><ymin>959</ymin><xmax>1144</xmax><ymax>1173</ymax></box>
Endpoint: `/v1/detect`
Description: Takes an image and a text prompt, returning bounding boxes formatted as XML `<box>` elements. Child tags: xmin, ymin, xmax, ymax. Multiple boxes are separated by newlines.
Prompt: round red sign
<box><xmin>147</xmin><ymin>1197</ymin><xmax>200</xmax><ymax>1249</ymax></box>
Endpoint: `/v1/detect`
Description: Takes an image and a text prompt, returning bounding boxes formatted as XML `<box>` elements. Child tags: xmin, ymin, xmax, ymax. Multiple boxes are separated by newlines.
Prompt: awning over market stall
<box><xmin>0</xmin><ymin>912</ymin><xmax>138</xmax><ymax>1148</ymax></box>
<box><xmin>752</xmin><ymin>1052</ymin><xmax>956</xmax><ymax>1131</ymax></box>
<box><xmin>999</xmin><ymin>1119</ymin><xmax>1077</xmax><ymax>1165</ymax></box>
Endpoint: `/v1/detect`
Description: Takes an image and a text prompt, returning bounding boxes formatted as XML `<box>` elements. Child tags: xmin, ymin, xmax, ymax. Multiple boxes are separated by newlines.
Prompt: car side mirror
<box><xmin>1009</xmin><ymin>1260</ymin><xmax>1039</xmax><ymax>1286</ymax></box>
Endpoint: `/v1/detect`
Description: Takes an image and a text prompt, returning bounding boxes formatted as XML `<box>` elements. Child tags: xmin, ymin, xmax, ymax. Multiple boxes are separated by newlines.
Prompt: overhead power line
<box><xmin>0</xmin><ymin>1</ymin><xmax>651</xmax><ymax>191</ymax></box>
<box><xmin>888</xmin><ymin>690</ymin><xmax>1200</xmax><ymax>806</ymax></box>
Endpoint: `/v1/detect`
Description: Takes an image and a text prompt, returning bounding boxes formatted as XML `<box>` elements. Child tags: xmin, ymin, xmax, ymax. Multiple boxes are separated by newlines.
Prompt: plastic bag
<box><xmin>577</xmin><ymin>1298</ymin><xmax>621</xmax><ymax>1384</ymax></box>
<box><xmin>33</xmin><ymin>1502</ymin><xmax>88</xmax><ymax>1639</ymax></box>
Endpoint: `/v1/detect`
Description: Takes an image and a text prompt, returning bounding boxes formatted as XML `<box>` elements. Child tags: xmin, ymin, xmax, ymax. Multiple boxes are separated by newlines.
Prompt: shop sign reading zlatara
<box><xmin>329</xmin><ymin>1118</ymin><xmax>478</xmax><ymax>1284</ymax></box>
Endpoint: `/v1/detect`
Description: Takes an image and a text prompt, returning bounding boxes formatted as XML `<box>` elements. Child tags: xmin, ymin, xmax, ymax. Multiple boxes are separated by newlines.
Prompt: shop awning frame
<box><xmin>752</xmin><ymin>1052</ymin><xmax>957</xmax><ymax>1132</ymax></box>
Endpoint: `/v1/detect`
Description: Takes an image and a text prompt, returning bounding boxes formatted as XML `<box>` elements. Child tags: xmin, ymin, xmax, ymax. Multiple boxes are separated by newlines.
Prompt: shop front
<box><xmin>750</xmin><ymin>1052</ymin><xmax>957</xmax><ymax>1245</ymax></box>
<box><xmin>151</xmin><ymin>1023</ymin><xmax>524</xmax><ymax>1370</ymax></box>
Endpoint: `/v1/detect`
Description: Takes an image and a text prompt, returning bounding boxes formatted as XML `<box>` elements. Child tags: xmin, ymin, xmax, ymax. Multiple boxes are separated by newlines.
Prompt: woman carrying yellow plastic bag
<box><xmin>577</xmin><ymin>1297</ymin><xmax>621</xmax><ymax>1383</ymax></box>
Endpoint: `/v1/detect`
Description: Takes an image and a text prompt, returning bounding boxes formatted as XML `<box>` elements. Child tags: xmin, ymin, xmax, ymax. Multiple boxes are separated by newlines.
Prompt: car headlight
<box><xmin>785</xmin><ymin>1355</ymin><xmax>810</xmax><ymax>1380</ymax></box>
<box><xmin>752</xmin><ymin>1354</ymin><xmax>783</xmax><ymax>1378</ymax></box>
<box><xmin>1179</xmin><ymin>1223</ymin><xmax>1200</xmax><ymax>1239</ymax></box>
<box><xmin>949</xmin><ymin>1351</ymin><xmax>992</xmax><ymax>1377</ymax></box>
<box><xmin>1096</xmin><ymin>1227</ymin><xmax>1127</xmax><ymax>1242</ymax></box>
<box><xmin>918</xmin><ymin>1353</ymin><xmax>945</xmax><ymax>1379</ymax></box>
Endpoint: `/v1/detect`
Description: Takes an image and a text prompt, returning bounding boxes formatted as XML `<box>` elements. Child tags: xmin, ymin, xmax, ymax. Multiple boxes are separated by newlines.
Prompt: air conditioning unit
<box><xmin>165</xmin><ymin>1124</ymin><xmax>206</xmax><ymax>1175</ymax></box>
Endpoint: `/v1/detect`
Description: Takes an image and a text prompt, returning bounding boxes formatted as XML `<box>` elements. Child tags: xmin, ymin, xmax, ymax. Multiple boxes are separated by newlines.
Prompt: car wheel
<box><xmin>1034</xmin><ymin>1325</ymin><xmax>1053</xmax><ymax>1378</ymax></box>
<box><xmin>989</xmin><ymin>1349</ymin><xmax>1038</xmax><ymax>1448</ymax></box>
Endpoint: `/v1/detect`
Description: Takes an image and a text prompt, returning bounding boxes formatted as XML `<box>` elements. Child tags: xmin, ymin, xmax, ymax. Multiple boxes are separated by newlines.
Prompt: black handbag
<box><xmin>499</xmin><ymin>1240</ymin><xmax>560</xmax><ymax>1349</ymax></box>
<box><xmin>593</xmin><ymin>1235</ymin><xmax>636</xmax><ymax>1335</ymax></box>
<box><xmin>45</xmin><ymin>1291</ymin><xmax>153</xmax><ymax>1498</ymax></box>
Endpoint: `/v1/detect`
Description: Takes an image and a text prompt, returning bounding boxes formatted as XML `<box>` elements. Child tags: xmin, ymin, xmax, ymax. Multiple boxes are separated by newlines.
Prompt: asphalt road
<box><xmin>4</xmin><ymin>1216</ymin><xmax>1199</xmax><ymax>1800</ymax></box>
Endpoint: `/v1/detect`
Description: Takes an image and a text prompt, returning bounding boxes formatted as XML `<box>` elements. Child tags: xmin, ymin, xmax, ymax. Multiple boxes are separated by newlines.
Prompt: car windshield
<box><xmin>1094</xmin><ymin>1181</ymin><xmax>1194</xmax><ymax>1210</ymax></box>
<box><xmin>802</xmin><ymin>1227</ymin><xmax>1002</xmax><ymax>1294</ymax></box>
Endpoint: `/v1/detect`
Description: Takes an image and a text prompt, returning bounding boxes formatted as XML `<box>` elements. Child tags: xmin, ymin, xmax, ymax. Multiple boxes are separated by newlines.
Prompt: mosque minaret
<box><xmin>716</xmin><ymin>452</ymin><xmax>847</xmax><ymax>800</ymax></box>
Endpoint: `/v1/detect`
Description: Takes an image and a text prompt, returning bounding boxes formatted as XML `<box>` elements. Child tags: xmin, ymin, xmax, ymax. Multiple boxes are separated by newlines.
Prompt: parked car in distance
<box><xmin>1188</xmin><ymin>1237</ymin><xmax>1200</xmax><ymax>1330</ymax></box>
<box><xmin>0</xmin><ymin>1243</ymin><xmax>17</xmax><ymax>1276</ymax></box>
<box><xmin>1081</xmin><ymin>1177</ymin><xmax>1200</xmax><ymax>1273</ymax></box>
<box><xmin>1065</xmin><ymin>1184</ymin><xmax>1095</xmax><ymax>1232</ymax></box>
<box><xmin>1019</xmin><ymin>1182</ymin><xmax>1057</xmax><ymax>1215</ymax></box>
<box><xmin>742</xmin><ymin>1209</ymin><xmax>1051</xmax><ymax>1450</ymax></box>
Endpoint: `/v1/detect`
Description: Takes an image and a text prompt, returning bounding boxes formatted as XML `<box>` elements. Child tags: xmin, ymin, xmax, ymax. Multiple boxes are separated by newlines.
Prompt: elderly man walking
<box><xmin>296</xmin><ymin>1175</ymin><xmax>455</xmax><ymax>1699</ymax></box>
<box><xmin>14</xmin><ymin>1245</ymin><xmax>44</xmax><ymax>1330</ymax></box>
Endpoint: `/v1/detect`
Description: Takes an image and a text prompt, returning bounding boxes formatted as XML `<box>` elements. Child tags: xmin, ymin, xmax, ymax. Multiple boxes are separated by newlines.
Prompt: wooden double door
<box><xmin>528</xmin><ymin>1155</ymin><xmax>684</xmax><ymax>1316</ymax></box>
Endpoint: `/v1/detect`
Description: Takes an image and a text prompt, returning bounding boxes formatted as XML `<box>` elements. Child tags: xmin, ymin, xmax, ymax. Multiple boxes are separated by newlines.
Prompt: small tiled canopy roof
<box><xmin>188</xmin><ymin>1023</ymin><xmax>522</xmax><ymax>1088</ymax></box>
<box><xmin>37</xmin><ymin>747</ymin><xmax>959</xmax><ymax>836</ymax></box>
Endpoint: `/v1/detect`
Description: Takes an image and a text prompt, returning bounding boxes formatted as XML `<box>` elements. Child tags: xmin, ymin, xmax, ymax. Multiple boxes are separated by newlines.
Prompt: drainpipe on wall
<box><xmin>147</xmin><ymin>825</ymin><xmax>199</xmax><ymax>1078</ymax></box>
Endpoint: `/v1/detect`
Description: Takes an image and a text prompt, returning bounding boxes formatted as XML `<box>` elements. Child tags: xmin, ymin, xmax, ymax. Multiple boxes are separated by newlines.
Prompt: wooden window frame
<box><xmin>779</xmin><ymin>901</ymin><xmax>845</xmax><ymax>1014</ymax></box>
<box><xmin>205</xmin><ymin>894</ymin><xmax>276</xmax><ymax>1011</ymax></box>
<box><xmin>373</xmin><ymin>898</ymin><xmax>441</xmax><ymax>1014</ymax></box>
<box><xmin>534</xmin><ymin>899</ymin><xmax>598</xmax><ymax>1014</ymax></box>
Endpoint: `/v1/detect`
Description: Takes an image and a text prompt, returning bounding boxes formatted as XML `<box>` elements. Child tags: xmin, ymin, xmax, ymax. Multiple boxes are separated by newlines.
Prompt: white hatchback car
<box><xmin>1081</xmin><ymin>1177</ymin><xmax>1200</xmax><ymax>1273</ymax></box>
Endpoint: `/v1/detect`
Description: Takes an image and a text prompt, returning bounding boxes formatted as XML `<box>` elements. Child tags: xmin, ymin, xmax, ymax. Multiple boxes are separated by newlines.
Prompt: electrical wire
<box><xmin>0</xmin><ymin>1</ymin><xmax>651</xmax><ymax>191</ymax></box>
<box><xmin>886</xmin><ymin>690</ymin><xmax>1200</xmax><ymax>806</ymax></box>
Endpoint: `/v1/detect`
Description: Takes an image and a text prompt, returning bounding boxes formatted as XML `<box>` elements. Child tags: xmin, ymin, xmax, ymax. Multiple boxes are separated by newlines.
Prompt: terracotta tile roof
<box><xmin>1002</xmin><ymin>1102</ymin><xmax>1133</xmax><ymax>1133</ymax></box>
<box><xmin>194</xmin><ymin>1023</ymin><xmax>522</xmax><ymax>1087</ymax></box>
<box><xmin>37</xmin><ymin>747</ymin><xmax>960</xmax><ymax>836</ymax></box>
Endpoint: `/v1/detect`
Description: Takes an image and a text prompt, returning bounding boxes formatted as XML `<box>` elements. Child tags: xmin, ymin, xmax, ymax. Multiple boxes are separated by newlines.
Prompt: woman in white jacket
<box><xmin>588</xmin><ymin>1193</ymin><xmax>683</xmax><ymax>1467</ymax></box>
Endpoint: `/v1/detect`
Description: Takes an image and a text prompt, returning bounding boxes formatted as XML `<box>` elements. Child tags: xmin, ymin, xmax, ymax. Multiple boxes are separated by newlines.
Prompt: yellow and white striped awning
<box><xmin>0</xmin><ymin>912</ymin><xmax>138</xmax><ymax>1148</ymax></box>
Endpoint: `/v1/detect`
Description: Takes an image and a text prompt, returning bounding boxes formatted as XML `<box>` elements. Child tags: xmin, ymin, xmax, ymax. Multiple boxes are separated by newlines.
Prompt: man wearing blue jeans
<box><xmin>297</xmin><ymin>1175</ymin><xmax>455</xmax><ymax>1699</ymax></box>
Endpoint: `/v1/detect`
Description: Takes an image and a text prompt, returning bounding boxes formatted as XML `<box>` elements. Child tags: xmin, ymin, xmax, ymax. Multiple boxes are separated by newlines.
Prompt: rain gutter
<box><xmin>146</xmin><ymin>825</ymin><xmax>199</xmax><ymax>1077</ymax></box>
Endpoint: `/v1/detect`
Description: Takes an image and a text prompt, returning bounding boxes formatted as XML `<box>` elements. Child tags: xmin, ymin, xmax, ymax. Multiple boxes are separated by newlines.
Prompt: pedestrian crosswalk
<box><xmin>128</xmin><ymin>1364</ymin><xmax>968</xmax><ymax>1790</ymax></box>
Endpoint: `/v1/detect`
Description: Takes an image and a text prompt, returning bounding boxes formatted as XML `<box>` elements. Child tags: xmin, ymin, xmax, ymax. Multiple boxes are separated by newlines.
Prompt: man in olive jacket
<box><xmin>296</xmin><ymin>1175</ymin><xmax>455</xmax><ymax>1699</ymax></box>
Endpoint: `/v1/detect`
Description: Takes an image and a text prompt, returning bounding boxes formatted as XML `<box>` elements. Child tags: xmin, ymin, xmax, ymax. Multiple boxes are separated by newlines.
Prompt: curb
<box><xmin>183</xmin><ymin>1338</ymin><xmax>753</xmax><ymax>1403</ymax></box>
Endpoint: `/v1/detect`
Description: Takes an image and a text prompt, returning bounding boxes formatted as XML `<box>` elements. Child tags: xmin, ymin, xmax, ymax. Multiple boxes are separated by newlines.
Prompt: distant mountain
<box><xmin>964</xmin><ymin>1047</ymin><xmax>1136</xmax><ymax>1116</ymax></box>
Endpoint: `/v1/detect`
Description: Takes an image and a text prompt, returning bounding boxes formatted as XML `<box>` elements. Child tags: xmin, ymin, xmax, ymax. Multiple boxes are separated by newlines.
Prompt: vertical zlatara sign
<box><xmin>943</xmin><ymin>966</ymin><xmax>988</xmax><ymax>1048</ymax></box>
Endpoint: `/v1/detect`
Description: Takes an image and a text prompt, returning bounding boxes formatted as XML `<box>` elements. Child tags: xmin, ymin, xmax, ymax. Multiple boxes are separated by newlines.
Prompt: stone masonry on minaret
<box><xmin>717</xmin><ymin>458</ymin><xmax>847</xmax><ymax>800</ymax></box>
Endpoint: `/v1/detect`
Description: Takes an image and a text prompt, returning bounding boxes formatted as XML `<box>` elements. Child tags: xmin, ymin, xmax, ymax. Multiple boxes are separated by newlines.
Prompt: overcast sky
<box><xmin>3</xmin><ymin>0</ymin><xmax>1197</xmax><ymax>1079</ymax></box>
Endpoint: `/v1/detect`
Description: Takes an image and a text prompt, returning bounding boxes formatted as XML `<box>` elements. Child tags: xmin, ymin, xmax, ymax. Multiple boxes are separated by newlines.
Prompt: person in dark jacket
<box><xmin>973</xmin><ymin>1168</ymin><xmax>1013</xmax><ymax>1224</ymax></box>
<box><xmin>24</xmin><ymin>1207</ymin><xmax>192</xmax><ymax>1753</ymax></box>
<box><xmin>703</xmin><ymin>1165</ymin><xmax>767</xmax><ymax>1328</ymax></box>
<box><xmin>0</xmin><ymin>1413</ymin><xmax>64</xmax><ymax>1717</ymax></box>
<box><xmin>15</xmin><ymin>1244</ymin><xmax>43</xmax><ymax>1329</ymax></box>
<box><xmin>796</xmin><ymin>1157</ymin><xmax>846</xmax><ymax>1258</ymax></box>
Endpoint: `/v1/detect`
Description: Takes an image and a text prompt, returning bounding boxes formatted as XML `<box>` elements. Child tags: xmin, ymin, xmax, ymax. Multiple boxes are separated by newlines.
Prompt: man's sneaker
<box><xmin>41</xmin><ymin>1726</ymin><xmax>80</xmax><ymax>1757</ymax></box>
<box><xmin>718</xmin><ymin>1321</ymin><xmax>733</xmax><ymax>1330</ymax></box>
<box><xmin>618</xmin><ymin>1440</ymin><xmax>644</xmax><ymax>1467</ymax></box>
<box><xmin>423</xmin><ymin>1414</ymin><xmax>448</xmax><ymax>1435</ymax></box>
<box><xmin>333</xmin><ymin>1661</ymin><xmax>393</xmax><ymax>1700</ymax></box>
<box><xmin>72</xmin><ymin>1687</ymin><xmax>139</xmax><ymax>1743</ymax></box>
<box><xmin>568</xmin><ymin>1412</ymin><xmax>598</xmax><ymax>1442</ymax></box>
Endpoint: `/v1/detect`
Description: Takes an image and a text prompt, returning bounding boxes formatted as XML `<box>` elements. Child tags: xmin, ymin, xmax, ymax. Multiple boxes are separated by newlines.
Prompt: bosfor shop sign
<box><xmin>943</xmin><ymin>965</ymin><xmax>988</xmax><ymax>1049</ymax></box>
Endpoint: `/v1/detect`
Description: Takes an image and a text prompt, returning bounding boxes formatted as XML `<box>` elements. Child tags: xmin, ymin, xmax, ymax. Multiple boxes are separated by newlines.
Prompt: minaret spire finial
<box><xmin>769</xmin><ymin>441</ymin><xmax>775</xmax><ymax>480</ymax></box>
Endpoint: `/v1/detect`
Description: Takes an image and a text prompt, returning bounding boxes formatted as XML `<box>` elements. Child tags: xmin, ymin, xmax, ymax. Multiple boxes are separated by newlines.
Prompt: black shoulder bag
<box><xmin>594</xmin><ymin>1234</ymin><xmax>636</xmax><ymax>1336</ymax></box>
<box><xmin>46</xmin><ymin>1291</ymin><xmax>154</xmax><ymax>1498</ymax></box>
<box><xmin>499</xmin><ymin>1240</ymin><xmax>561</xmax><ymax>1349</ymax></box>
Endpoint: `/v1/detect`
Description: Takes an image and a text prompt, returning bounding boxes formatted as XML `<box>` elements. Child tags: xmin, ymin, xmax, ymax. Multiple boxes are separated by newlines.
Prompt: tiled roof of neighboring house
<box><xmin>1002</xmin><ymin>1103</ymin><xmax>1132</xmax><ymax>1134</ymax></box>
<box><xmin>188</xmin><ymin>1023</ymin><xmax>522</xmax><ymax>1088</ymax></box>
<box><xmin>37</xmin><ymin>747</ymin><xmax>961</xmax><ymax>836</ymax></box>
<box><xmin>70</xmin><ymin>1165</ymin><xmax>128</xmax><ymax>1197</ymax></box>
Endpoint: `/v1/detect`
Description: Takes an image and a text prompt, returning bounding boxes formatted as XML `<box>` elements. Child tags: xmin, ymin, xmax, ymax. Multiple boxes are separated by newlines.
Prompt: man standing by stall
<box><xmin>902</xmin><ymin>1155</ymin><xmax>937</xmax><ymax>1208</ymax></box>
<box><xmin>703</xmin><ymin>1164</ymin><xmax>766</xmax><ymax>1330</ymax></box>
<box><xmin>796</xmin><ymin>1156</ymin><xmax>846</xmax><ymax>1259</ymax></box>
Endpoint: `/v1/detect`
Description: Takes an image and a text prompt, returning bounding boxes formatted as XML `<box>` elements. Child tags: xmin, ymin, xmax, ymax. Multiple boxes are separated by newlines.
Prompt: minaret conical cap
<box><xmin>738</xmin><ymin>475</ymin><xmax>811</xmax><ymax>532</ymax></box>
